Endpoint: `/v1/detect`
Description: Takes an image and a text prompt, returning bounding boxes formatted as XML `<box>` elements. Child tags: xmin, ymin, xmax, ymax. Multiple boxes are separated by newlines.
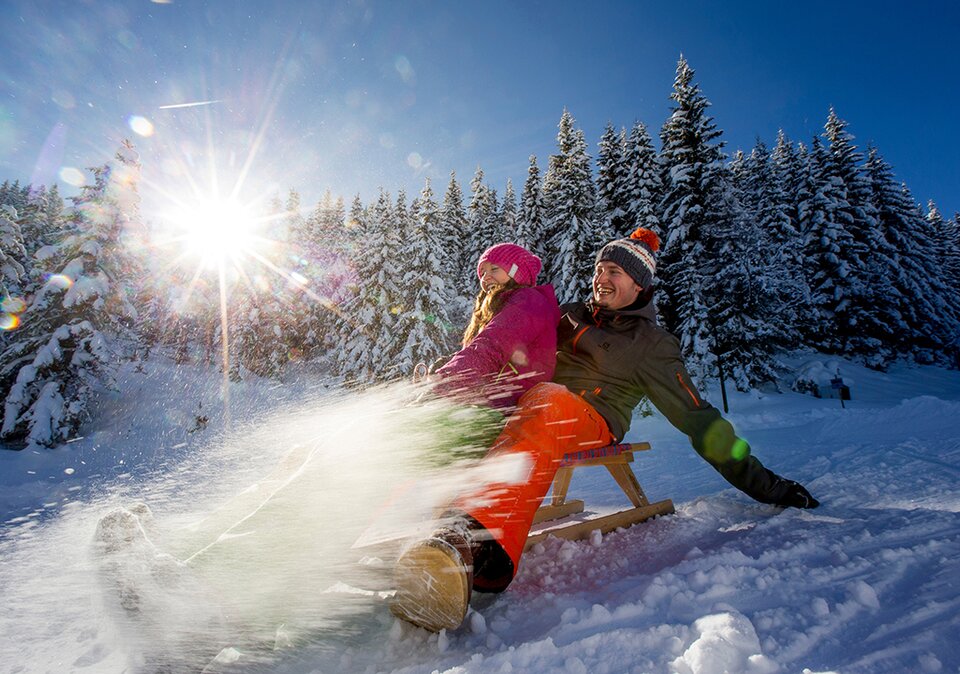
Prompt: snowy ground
<box><xmin>1</xmin><ymin>354</ymin><xmax>959</xmax><ymax>674</ymax></box>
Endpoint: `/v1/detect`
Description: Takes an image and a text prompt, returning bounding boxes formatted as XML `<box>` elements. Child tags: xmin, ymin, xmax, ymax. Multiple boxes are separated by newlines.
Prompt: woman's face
<box><xmin>479</xmin><ymin>262</ymin><xmax>512</xmax><ymax>291</ymax></box>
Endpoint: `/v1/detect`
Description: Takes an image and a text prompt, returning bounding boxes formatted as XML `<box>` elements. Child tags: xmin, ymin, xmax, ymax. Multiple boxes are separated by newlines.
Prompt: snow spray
<box><xmin>0</xmin><ymin>382</ymin><xmax>524</xmax><ymax>671</ymax></box>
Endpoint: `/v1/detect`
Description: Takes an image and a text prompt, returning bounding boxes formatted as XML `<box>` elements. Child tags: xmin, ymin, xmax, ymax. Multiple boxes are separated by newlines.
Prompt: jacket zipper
<box><xmin>676</xmin><ymin>372</ymin><xmax>701</xmax><ymax>407</ymax></box>
<box><xmin>571</xmin><ymin>326</ymin><xmax>590</xmax><ymax>354</ymax></box>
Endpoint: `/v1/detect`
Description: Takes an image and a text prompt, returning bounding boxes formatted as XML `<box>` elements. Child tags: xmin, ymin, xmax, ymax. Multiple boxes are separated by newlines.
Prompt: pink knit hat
<box><xmin>476</xmin><ymin>243</ymin><xmax>542</xmax><ymax>287</ymax></box>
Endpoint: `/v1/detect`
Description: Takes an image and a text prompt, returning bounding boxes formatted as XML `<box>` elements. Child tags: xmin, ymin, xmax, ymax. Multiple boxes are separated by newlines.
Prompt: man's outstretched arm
<box><xmin>638</xmin><ymin>333</ymin><xmax>819</xmax><ymax>508</ymax></box>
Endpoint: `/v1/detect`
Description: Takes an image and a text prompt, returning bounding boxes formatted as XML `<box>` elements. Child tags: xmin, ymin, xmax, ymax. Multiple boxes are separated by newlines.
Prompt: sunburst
<box><xmin>173</xmin><ymin>197</ymin><xmax>265</xmax><ymax>269</ymax></box>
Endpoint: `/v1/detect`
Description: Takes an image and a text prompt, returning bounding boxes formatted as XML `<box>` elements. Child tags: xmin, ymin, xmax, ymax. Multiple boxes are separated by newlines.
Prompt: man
<box><xmin>391</xmin><ymin>227</ymin><xmax>818</xmax><ymax>632</ymax></box>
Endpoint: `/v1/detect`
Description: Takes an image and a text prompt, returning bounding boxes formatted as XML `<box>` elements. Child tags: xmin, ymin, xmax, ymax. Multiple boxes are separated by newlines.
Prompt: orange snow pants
<box><xmin>460</xmin><ymin>382</ymin><xmax>614</xmax><ymax>582</ymax></box>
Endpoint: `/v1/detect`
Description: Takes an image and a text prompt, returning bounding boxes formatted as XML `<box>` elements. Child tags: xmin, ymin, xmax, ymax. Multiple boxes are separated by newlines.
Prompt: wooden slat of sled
<box><xmin>526</xmin><ymin>442</ymin><xmax>674</xmax><ymax>550</ymax></box>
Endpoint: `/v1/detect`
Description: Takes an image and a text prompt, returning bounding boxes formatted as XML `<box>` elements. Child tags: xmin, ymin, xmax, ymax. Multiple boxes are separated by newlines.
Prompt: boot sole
<box><xmin>390</xmin><ymin>538</ymin><xmax>470</xmax><ymax>632</ymax></box>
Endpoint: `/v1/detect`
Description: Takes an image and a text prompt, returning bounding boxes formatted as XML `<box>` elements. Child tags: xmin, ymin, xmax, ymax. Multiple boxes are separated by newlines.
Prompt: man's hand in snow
<box><xmin>776</xmin><ymin>479</ymin><xmax>820</xmax><ymax>509</ymax></box>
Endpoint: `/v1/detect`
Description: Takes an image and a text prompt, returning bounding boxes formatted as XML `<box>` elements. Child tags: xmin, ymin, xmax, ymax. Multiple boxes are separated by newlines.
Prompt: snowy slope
<box><xmin>1</xmin><ymin>355</ymin><xmax>958</xmax><ymax>674</ymax></box>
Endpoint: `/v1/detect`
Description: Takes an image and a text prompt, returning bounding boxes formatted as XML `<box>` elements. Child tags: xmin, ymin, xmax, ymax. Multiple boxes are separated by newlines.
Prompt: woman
<box><xmin>391</xmin><ymin>243</ymin><xmax>559</xmax><ymax>630</ymax></box>
<box><xmin>431</xmin><ymin>242</ymin><xmax>560</xmax><ymax>410</ymax></box>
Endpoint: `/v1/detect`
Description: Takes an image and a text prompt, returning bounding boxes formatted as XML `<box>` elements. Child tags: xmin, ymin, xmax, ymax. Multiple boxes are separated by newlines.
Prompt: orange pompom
<box><xmin>629</xmin><ymin>227</ymin><xmax>660</xmax><ymax>252</ymax></box>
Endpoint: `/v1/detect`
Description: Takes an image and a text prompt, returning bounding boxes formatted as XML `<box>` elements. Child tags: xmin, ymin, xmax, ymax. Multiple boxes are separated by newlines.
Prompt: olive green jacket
<box><xmin>554</xmin><ymin>300</ymin><xmax>790</xmax><ymax>505</ymax></box>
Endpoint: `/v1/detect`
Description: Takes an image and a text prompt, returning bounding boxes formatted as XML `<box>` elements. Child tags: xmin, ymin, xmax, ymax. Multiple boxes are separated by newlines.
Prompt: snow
<box><xmin>1</xmin><ymin>354</ymin><xmax>959</xmax><ymax>673</ymax></box>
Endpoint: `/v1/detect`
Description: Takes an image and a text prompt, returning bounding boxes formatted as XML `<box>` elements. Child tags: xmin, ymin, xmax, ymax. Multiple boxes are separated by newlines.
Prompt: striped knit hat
<box><xmin>595</xmin><ymin>227</ymin><xmax>660</xmax><ymax>288</ymax></box>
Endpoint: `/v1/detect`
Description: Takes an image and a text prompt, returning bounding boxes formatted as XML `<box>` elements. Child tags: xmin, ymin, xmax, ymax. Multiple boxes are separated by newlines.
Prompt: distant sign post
<box><xmin>830</xmin><ymin>375</ymin><xmax>851</xmax><ymax>409</ymax></box>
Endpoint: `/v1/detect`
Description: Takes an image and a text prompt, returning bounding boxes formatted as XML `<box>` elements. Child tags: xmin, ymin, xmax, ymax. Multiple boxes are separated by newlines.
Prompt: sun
<box><xmin>172</xmin><ymin>197</ymin><xmax>264</xmax><ymax>268</ymax></box>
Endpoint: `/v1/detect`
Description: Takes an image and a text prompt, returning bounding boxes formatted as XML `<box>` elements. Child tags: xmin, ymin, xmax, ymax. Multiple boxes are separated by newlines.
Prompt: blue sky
<box><xmin>1</xmin><ymin>0</ymin><xmax>957</xmax><ymax>221</ymax></box>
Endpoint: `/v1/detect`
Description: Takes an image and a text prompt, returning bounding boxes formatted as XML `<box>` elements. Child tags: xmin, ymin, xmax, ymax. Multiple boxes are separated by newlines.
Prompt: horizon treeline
<box><xmin>1</xmin><ymin>56</ymin><xmax>958</xmax><ymax>448</ymax></box>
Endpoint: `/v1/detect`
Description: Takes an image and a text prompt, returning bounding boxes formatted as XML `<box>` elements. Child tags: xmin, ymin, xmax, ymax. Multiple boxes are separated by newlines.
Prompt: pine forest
<box><xmin>1</xmin><ymin>57</ymin><xmax>958</xmax><ymax>448</ymax></box>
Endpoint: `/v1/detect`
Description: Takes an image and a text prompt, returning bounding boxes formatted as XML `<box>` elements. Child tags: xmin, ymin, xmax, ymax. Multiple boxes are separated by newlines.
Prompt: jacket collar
<box><xmin>585</xmin><ymin>297</ymin><xmax>658</xmax><ymax>325</ymax></box>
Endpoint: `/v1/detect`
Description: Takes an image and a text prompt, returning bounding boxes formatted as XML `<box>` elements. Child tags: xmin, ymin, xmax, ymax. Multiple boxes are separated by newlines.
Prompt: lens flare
<box><xmin>128</xmin><ymin>115</ymin><xmax>155</xmax><ymax>137</ymax></box>
<box><xmin>0</xmin><ymin>313</ymin><xmax>21</xmax><ymax>330</ymax></box>
<box><xmin>394</xmin><ymin>55</ymin><xmax>415</xmax><ymax>84</ymax></box>
<box><xmin>1</xmin><ymin>296</ymin><xmax>26</xmax><ymax>313</ymax></box>
<box><xmin>59</xmin><ymin>167</ymin><xmax>85</xmax><ymax>186</ymax></box>
<box><xmin>170</xmin><ymin>198</ymin><xmax>263</xmax><ymax>267</ymax></box>
<box><xmin>47</xmin><ymin>274</ymin><xmax>74</xmax><ymax>289</ymax></box>
<box><xmin>51</xmin><ymin>90</ymin><xmax>76</xmax><ymax>110</ymax></box>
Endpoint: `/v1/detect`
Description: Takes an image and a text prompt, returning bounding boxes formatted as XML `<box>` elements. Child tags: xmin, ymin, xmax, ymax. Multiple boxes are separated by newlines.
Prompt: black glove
<box><xmin>775</xmin><ymin>479</ymin><xmax>820</xmax><ymax>509</ymax></box>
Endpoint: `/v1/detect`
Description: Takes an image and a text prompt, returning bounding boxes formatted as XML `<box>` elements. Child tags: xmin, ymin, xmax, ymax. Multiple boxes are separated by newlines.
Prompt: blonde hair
<box><xmin>461</xmin><ymin>279</ymin><xmax>521</xmax><ymax>347</ymax></box>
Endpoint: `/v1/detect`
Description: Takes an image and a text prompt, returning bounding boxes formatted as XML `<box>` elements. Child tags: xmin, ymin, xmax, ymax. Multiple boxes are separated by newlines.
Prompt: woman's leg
<box><xmin>459</xmin><ymin>382</ymin><xmax>614</xmax><ymax>588</ymax></box>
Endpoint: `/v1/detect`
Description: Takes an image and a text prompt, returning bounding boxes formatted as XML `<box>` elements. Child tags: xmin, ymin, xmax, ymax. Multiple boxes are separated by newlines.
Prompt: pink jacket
<box><xmin>435</xmin><ymin>285</ymin><xmax>561</xmax><ymax>408</ymax></box>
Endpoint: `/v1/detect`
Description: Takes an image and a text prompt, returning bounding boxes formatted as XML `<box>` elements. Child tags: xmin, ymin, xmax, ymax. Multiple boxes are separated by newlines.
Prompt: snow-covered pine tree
<box><xmin>500</xmin><ymin>179</ymin><xmax>519</xmax><ymax>242</ymax></box>
<box><xmin>729</xmin><ymin>149</ymin><xmax>748</xmax><ymax>202</ymax></box>
<box><xmin>4</xmin><ymin>182</ymin><xmax>41</xmax><ymax>295</ymax></box>
<box><xmin>337</xmin><ymin>190</ymin><xmax>402</xmax><ymax>384</ymax></box>
<box><xmin>306</xmin><ymin>190</ymin><xmax>353</xmax><ymax>357</ymax></box>
<box><xmin>483</xmin><ymin>185</ymin><xmax>502</xmax><ymax>245</ymax></box>
<box><xmin>864</xmin><ymin>148</ymin><xmax>958</xmax><ymax>363</ymax></box>
<box><xmin>743</xmin><ymin>139</ymin><xmax>807</xmax><ymax>349</ymax></box>
<box><xmin>392</xmin><ymin>178</ymin><xmax>455</xmax><ymax>375</ymax></box>
<box><xmin>245</xmin><ymin>285</ymin><xmax>293</xmax><ymax>379</ymax></box>
<box><xmin>799</xmin><ymin>136</ymin><xmax>863</xmax><ymax>355</ymax></box>
<box><xmin>284</xmin><ymin>189</ymin><xmax>307</xmax><ymax>243</ymax></box>
<box><xmin>333</xmin><ymin>196</ymin><xmax>377</xmax><ymax>384</ymax></box>
<box><xmin>374</xmin><ymin>190</ymin><xmax>406</xmax><ymax>379</ymax></box>
<box><xmin>707</xmin><ymin>144</ymin><xmax>787</xmax><ymax>388</ymax></box>
<box><xmin>0</xmin><ymin>144</ymin><xmax>142</xmax><ymax>447</ymax></box>
<box><xmin>623</xmin><ymin>121</ymin><xmax>663</xmax><ymax>238</ymax></box>
<box><xmin>542</xmin><ymin>109</ymin><xmax>601</xmax><ymax>302</ymax></box>
<box><xmin>222</xmin><ymin>289</ymin><xmax>257</xmax><ymax>381</ymax></box>
<box><xmin>596</xmin><ymin>123</ymin><xmax>630</xmax><ymax>235</ymax></box>
<box><xmin>0</xmin><ymin>181</ymin><xmax>30</xmax><ymax>215</ymax></box>
<box><xmin>517</xmin><ymin>155</ymin><xmax>546</xmax><ymax>257</ymax></box>
<box><xmin>945</xmin><ymin>210</ymin><xmax>960</xmax><ymax>315</ymax></box>
<box><xmin>926</xmin><ymin>201</ymin><xmax>960</xmax><ymax>363</ymax></box>
<box><xmin>285</xmin><ymin>190</ymin><xmax>325</xmax><ymax>359</ymax></box>
<box><xmin>264</xmin><ymin>194</ymin><xmax>287</xmax><ymax>245</ymax></box>
<box><xmin>110</xmin><ymin>141</ymin><xmax>156</xmax><ymax>367</ymax></box>
<box><xmin>926</xmin><ymin>202</ymin><xmax>953</xmax><ymax>284</ymax></box>
<box><xmin>11</xmin><ymin>185</ymin><xmax>66</xmax><ymax>302</ymax></box>
<box><xmin>297</xmin><ymin>196</ymin><xmax>327</xmax><ymax>355</ymax></box>
<box><xmin>0</xmin><ymin>205</ymin><xmax>27</xmax><ymax>301</ymax></box>
<box><xmin>328</xmin><ymin>195</ymin><xmax>367</xmax><ymax>377</ymax></box>
<box><xmin>466</xmin><ymin>167</ymin><xmax>498</xmax><ymax>289</ymax></box>
<box><xmin>308</xmin><ymin>190</ymin><xmax>344</xmax><ymax>254</ymax></box>
<box><xmin>0</xmin><ymin>182</ymin><xmax>66</xmax><ymax>308</ymax></box>
<box><xmin>771</xmin><ymin>131</ymin><xmax>803</xmax><ymax>241</ymax></box>
<box><xmin>345</xmin><ymin>194</ymin><xmax>366</xmax><ymax>255</ymax></box>
<box><xmin>948</xmin><ymin>211</ymin><xmax>960</xmax><ymax>365</ymax></box>
<box><xmin>822</xmin><ymin>109</ymin><xmax>902</xmax><ymax>366</ymax></box>
<box><xmin>707</xmin><ymin>197</ymin><xmax>784</xmax><ymax>389</ymax></box>
<box><xmin>440</xmin><ymin>171</ymin><xmax>470</xmax><ymax>300</ymax></box>
<box><xmin>379</xmin><ymin>190</ymin><xmax>415</xmax><ymax>375</ymax></box>
<box><xmin>657</xmin><ymin>56</ymin><xmax>734</xmax><ymax>375</ymax></box>
<box><xmin>39</xmin><ymin>183</ymin><xmax>64</xmax><ymax>227</ymax></box>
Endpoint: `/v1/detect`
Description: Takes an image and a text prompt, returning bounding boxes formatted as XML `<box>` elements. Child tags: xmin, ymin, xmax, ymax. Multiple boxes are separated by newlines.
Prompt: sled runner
<box><xmin>525</xmin><ymin>442</ymin><xmax>674</xmax><ymax>549</ymax></box>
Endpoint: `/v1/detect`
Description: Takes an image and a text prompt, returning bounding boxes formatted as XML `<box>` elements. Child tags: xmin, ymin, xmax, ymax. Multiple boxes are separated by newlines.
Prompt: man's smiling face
<box><xmin>592</xmin><ymin>261</ymin><xmax>642</xmax><ymax>310</ymax></box>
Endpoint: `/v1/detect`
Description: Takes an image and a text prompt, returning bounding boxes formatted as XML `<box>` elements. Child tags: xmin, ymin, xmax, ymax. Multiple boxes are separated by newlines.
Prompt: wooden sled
<box><xmin>525</xmin><ymin>442</ymin><xmax>675</xmax><ymax>550</ymax></box>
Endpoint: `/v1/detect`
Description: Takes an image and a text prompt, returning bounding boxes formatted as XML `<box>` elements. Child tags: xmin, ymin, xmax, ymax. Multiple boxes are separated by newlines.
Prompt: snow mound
<box><xmin>671</xmin><ymin>611</ymin><xmax>779</xmax><ymax>674</ymax></box>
